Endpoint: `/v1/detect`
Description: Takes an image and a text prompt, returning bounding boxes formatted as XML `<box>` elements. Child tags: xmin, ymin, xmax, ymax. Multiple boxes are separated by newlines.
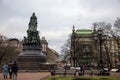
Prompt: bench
<box><xmin>51</xmin><ymin>70</ymin><xmax>110</xmax><ymax>76</ymax></box>
<box><xmin>51</xmin><ymin>70</ymin><xmax>77</xmax><ymax>76</ymax></box>
<box><xmin>89</xmin><ymin>71</ymin><xmax>110</xmax><ymax>76</ymax></box>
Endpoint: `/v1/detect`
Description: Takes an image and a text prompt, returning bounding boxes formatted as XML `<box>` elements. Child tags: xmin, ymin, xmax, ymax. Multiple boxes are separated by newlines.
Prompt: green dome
<box><xmin>75</xmin><ymin>29</ymin><xmax>93</xmax><ymax>34</ymax></box>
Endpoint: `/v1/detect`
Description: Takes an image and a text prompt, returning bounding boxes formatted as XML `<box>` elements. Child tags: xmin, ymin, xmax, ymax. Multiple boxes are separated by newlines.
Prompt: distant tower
<box><xmin>93</xmin><ymin>23</ymin><xmax>97</xmax><ymax>32</ymax></box>
<box><xmin>41</xmin><ymin>37</ymin><xmax>48</xmax><ymax>56</ymax></box>
<box><xmin>72</xmin><ymin>25</ymin><xmax>75</xmax><ymax>33</ymax></box>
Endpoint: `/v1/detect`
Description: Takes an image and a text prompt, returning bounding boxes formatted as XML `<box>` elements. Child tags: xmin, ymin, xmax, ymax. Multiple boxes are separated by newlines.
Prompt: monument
<box><xmin>17</xmin><ymin>13</ymin><xmax>47</xmax><ymax>70</ymax></box>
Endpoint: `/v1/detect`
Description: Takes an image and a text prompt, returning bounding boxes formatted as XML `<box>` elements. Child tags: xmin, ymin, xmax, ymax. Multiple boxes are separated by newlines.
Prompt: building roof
<box><xmin>0</xmin><ymin>34</ymin><xmax>8</xmax><ymax>40</ymax></box>
<box><xmin>75</xmin><ymin>29</ymin><xmax>93</xmax><ymax>34</ymax></box>
<box><xmin>9</xmin><ymin>38</ymin><xmax>19</xmax><ymax>42</ymax></box>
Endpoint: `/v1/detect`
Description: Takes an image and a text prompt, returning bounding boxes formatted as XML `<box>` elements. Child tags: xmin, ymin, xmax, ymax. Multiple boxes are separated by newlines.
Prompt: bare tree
<box><xmin>93</xmin><ymin>22</ymin><xmax>113</xmax><ymax>69</ymax></box>
<box><xmin>61</xmin><ymin>36</ymin><xmax>71</xmax><ymax>61</ymax></box>
<box><xmin>112</xmin><ymin>18</ymin><xmax>120</xmax><ymax>67</ymax></box>
<box><xmin>0</xmin><ymin>41</ymin><xmax>18</xmax><ymax>65</ymax></box>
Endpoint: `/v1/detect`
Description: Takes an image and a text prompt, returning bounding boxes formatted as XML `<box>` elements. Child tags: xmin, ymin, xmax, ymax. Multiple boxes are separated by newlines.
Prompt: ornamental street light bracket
<box><xmin>83</xmin><ymin>46</ymin><xmax>90</xmax><ymax>68</ymax></box>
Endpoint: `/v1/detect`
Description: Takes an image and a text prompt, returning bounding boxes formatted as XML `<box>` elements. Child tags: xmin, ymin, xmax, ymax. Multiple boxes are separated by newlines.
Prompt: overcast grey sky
<box><xmin>0</xmin><ymin>0</ymin><xmax>120</xmax><ymax>54</ymax></box>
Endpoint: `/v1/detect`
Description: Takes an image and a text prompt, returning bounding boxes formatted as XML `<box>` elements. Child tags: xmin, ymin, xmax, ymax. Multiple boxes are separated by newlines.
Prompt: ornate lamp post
<box><xmin>83</xmin><ymin>46</ymin><xmax>89</xmax><ymax>68</ymax></box>
<box><xmin>71</xmin><ymin>25</ymin><xmax>76</xmax><ymax>67</ymax></box>
<box><xmin>94</xmin><ymin>29</ymin><xmax>106</xmax><ymax>71</ymax></box>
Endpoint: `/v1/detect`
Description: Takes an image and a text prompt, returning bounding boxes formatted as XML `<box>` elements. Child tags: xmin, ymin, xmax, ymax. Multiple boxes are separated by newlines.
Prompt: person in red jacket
<box><xmin>81</xmin><ymin>64</ymin><xmax>86</xmax><ymax>76</ymax></box>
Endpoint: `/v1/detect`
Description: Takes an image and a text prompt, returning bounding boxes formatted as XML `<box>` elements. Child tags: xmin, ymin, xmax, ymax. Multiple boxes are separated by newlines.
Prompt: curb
<box><xmin>40</xmin><ymin>75</ymin><xmax>50</xmax><ymax>80</ymax></box>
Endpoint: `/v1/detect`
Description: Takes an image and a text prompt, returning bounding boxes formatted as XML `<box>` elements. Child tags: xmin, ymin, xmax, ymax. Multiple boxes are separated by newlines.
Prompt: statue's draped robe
<box><xmin>23</xmin><ymin>13</ymin><xmax>41</xmax><ymax>46</ymax></box>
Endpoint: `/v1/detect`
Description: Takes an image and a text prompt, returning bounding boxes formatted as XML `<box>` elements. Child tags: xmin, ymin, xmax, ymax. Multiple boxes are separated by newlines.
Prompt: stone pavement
<box><xmin>0</xmin><ymin>72</ymin><xmax>120</xmax><ymax>80</ymax></box>
<box><xmin>0</xmin><ymin>72</ymin><xmax>50</xmax><ymax>80</ymax></box>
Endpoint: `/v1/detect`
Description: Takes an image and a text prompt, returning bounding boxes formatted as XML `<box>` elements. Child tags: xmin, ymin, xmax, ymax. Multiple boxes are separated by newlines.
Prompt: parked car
<box><xmin>110</xmin><ymin>68</ymin><xmax>119</xmax><ymax>72</ymax></box>
<box><xmin>104</xmin><ymin>68</ymin><xmax>109</xmax><ymax>71</ymax></box>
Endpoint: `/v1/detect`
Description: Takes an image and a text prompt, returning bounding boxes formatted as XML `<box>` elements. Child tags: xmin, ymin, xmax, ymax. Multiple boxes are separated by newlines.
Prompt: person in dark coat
<box><xmin>8</xmin><ymin>64</ymin><xmax>12</xmax><ymax>79</ymax></box>
<box><xmin>11</xmin><ymin>61</ymin><xmax>18</xmax><ymax>80</ymax></box>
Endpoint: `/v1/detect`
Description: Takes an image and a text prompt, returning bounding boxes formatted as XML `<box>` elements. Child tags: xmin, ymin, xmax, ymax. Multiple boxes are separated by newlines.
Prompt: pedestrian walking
<box><xmin>3</xmin><ymin>63</ymin><xmax>9</xmax><ymax>79</ymax></box>
<box><xmin>8</xmin><ymin>63</ymin><xmax>13</xmax><ymax>79</ymax></box>
<box><xmin>12</xmin><ymin>61</ymin><xmax>18</xmax><ymax>80</ymax></box>
<box><xmin>81</xmin><ymin>64</ymin><xmax>86</xmax><ymax>76</ymax></box>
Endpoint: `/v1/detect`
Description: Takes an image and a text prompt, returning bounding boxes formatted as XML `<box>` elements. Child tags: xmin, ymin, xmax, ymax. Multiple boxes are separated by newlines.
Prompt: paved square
<box><xmin>0</xmin><ymin>72</ymin><xmax>50</xmax><ymax>80</ymax></box>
